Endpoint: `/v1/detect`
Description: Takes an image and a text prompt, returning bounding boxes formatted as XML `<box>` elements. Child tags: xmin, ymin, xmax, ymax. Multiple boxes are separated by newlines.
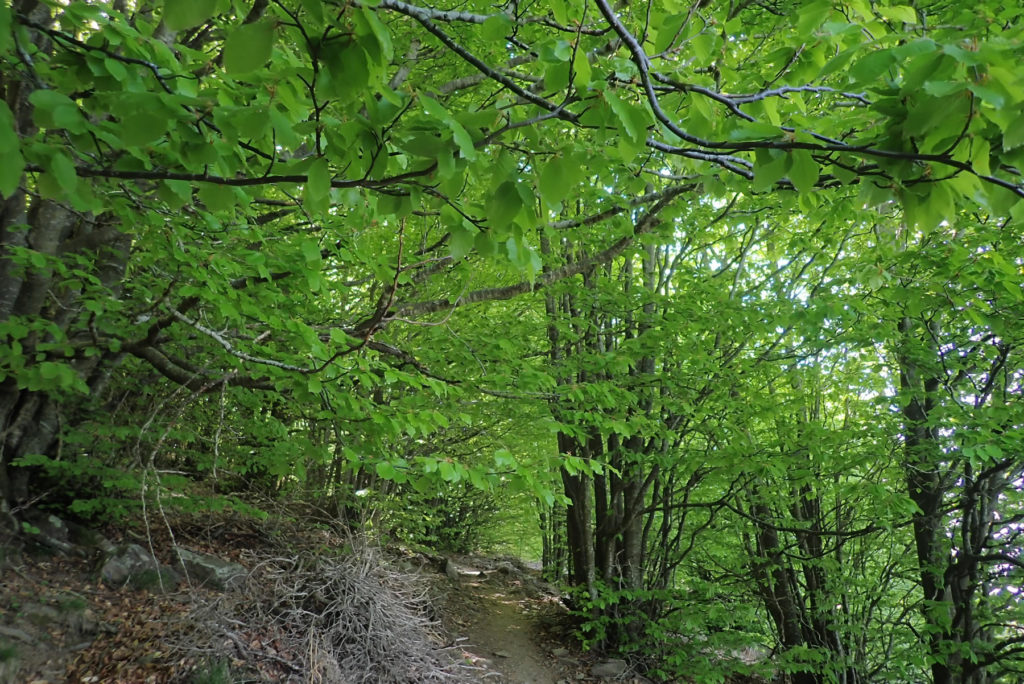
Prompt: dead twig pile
<box><xmin>187</xmin><ymin>544</ymin><xmax>474</xmax><ymax>683</ymax></box>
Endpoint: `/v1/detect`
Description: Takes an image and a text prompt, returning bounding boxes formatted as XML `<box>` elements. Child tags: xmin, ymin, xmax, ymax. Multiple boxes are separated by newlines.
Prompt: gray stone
<box><xmin>23</xmin><ymin>603</ymin><xmax>60</xmax><ymax>628</ymax></box>
<box><xmin>551</xmin><ymin>647</ymin><xmax>571</xmax><ymax>657</ymax></box>
<box><xmin>0</xmin><ymin>625</ymin><xmax>34</xmax><ymax>643</ymax></box>
<box><xmin>101</xmin><ymin>543</ymin><xmax>160</xmax><ymax>586</ymax></box>
<box><xmin>174</xmin><ymin>547</ymin><xmax>246</xmax><ymax>590</ymax></box>
<box><xmin>444</xmin><ymin>558</ymin><xmax>460</xmax><ymax>581</ymax></box>
<box><xmin>591</xmin><ymin>658</ymin><xmax>628</xmax><ymax>678</ymax></box>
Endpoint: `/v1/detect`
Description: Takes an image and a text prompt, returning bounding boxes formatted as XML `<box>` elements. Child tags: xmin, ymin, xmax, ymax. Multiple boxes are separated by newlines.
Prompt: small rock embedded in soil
<box><xmin>591</xmin><ymin>657</ymin><xmax>628</xmax><ymax>678</ymax></box>
<box><xmin>100</xmin><ymin>543</ymin><xmax>160</xmax><ymax>586</ymax></box>
<box><xmin>174</xmin><ymin>547</ymin><xmax>246</xmax><ymax>590</ymax></box>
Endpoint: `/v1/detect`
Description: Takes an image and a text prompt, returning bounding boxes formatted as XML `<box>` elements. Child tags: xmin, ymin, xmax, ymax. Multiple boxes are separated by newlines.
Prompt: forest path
<box><xmin>439</xmin><ymin>558</ymin><xmax>584</xmax><ymax>683</ymax></box>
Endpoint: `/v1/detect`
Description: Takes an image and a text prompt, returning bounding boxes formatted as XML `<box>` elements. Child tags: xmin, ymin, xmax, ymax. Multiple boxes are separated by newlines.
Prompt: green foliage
<box><xmin>189</xmin><ymin>658</ymin><xmax>235</xmax><ymax>684</ymax></box>
<box><xmin>385</xmin><ymin>482</ymin><xmax>501</xmax><ymax>554</ymax></box>
<box><xmin>2</xmin><ymin>0</ymin><xmax>1024</xmax><ymax>680</ymax></box>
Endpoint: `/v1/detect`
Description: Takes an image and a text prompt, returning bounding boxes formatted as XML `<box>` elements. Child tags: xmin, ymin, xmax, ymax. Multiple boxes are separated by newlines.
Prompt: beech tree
<box><xmin>2</xmin><ymin>0</ymin><xmax>1023</xmax><ymax>681</ymax></box>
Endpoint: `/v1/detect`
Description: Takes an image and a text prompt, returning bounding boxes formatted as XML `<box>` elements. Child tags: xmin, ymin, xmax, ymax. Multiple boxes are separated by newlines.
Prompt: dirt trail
<box><xmin>441</xmin><ymin>558</ymin><xmax>581</xmax><ymax>684</ymax></box>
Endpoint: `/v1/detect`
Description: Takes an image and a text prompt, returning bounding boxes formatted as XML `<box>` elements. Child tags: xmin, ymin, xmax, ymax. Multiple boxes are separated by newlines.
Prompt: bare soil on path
<box><xmin>437</xmin><ymin>557</ymin><xmax>583</xmax><ymax>684</ymax></box>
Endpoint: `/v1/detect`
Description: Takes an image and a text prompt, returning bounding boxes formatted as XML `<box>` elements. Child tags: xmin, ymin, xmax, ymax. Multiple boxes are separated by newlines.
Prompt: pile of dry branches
<box><xmin>187</xmin><ymin>544</ymin><xmax>473</xmax><ymax>683</ymax></box>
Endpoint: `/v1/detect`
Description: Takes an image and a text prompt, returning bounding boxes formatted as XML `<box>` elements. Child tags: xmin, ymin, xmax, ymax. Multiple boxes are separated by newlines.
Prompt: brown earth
<box><xmin>0</xmin><ymin>516</ymin><xmax>645</xmax><ymax>684</ymax></box>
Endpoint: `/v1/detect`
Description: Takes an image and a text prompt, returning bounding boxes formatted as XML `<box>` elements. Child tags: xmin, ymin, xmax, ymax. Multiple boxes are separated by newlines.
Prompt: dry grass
<box><xmin>185</xmin><ymin>542</ymin><xmax>475</xmax><ymax>683</ymax></box>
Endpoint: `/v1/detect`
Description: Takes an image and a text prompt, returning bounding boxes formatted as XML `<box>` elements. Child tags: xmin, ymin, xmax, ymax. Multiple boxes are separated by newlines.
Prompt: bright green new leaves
<box><xmin>539</xmin><ymin>154</ymin><xmax>579</xmax><ymax>209</ymax></box>
<box><xmin>1002</xmin><ymin>112</ymin><xmax>1024</xmax><ymax>152</ymax></box>
<box><xmin>223</xmin><ymin>19</ymin><xmax>275</xmax><ymax>74</ymax></box>
<box><xmin>877</xmin><ymin>4</ymin><xmax>918</xmax><ymax>24</ymax></box>
<box><xmin>486</xmin><ymin>181</ymin><xmax>523</xmax><ymax>231</ymax></box>
<box><xmin>753</xmin><ymin>149</ymin><xmax>790</xmax><ymax>192</ymax></box>
<box><xmin>795</xmin><ymin>0</ymin><xmax>832</xmax><ymax>39</ymax></box>
<box><xmin>358</xmin><ymin>6</ymin><xmax>393</xmax><ymax>64</ymax></box>
<box><xmin>420</xmin><ymin>96</ymin><xmax>476</xmax><ymax>161</ymax></box>
<box><xmin>198</xmin><ymin>183</ymin><xmax>237</xmax><ymax>213</ymax></box>
<box><xmin>481</xmin><ymin>14</ymin><xmax>512</xmax><ymax>42</ymax></box>
<box><xmin>303</xmin><ymin>157</ymin><xmax>331</xmax><ymax>214</ymax></box>
<box><xmin>449</xmin><ymin>221</ymin><xmax>477</xmax><ymax>261</ymax></box>
<box><xmin>788</xmin><ymin>150</ymin><xmax>820</xmax><ymax>194</ymax></box>
<box><xmin>603</xmin><ymin>88</ymin><xmax>651</xmax><ymax>145</ymax></box>
<box><xmin>163</xmin><ymin>0</ymin><xmax>218</xmax><ymax>31</ymax></box>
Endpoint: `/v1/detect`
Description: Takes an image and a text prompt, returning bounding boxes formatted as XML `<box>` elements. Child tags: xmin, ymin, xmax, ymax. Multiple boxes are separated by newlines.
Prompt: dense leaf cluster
<box><xmin>1</xmin><ymin>0</ymin><xmax>1023</xmax><ymax>682</ymax></box>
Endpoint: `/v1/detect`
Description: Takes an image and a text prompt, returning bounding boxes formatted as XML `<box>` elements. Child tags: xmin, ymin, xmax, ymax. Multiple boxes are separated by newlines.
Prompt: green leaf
<box><xmin>421</xmin><ymin>96</ymin><xmax>477</xmax><ymax>161</ymax></box>
<box><xmin>198</xmin><ymin>183</ymin><xmax>237</xmax><ymax>212</ymax></box>
<box><xmin>223</xmin><ymin>20</ymin><xmax>275</xmax><ymax>74</ymax></box>
<box><xmin>549</xmin><ymin>0</ymin><xmax>568</xmax><ymax>24</ymax></box>
<box><xmin>29</xmin><ymin>90</ymin><xmax>85</xmax><ymax>133</ymax></box>
<box><xmin>753</xmin><ymin>149</ymin><xmax>790</xmax><ymax>192</ymax></box>
<box><xmin>103</xmin><ymin>57</ymin><xmax>128</xmax><ymax>81</ymax></box>
<box><xmin>300</xmin><ymin>0</ymin><xmax>324</xmax><ymax>23</ymax></box>
<box><xmin>487</xmin><ymin>181</ymin><xmax>523</xmax><ymax>230</ymax></box>
<box><xmin>449</xmin><ymin>119</ymin><xmax>476</xmax><ymax>161</ymax></box>
<box><xmin>572</xmin><ymin>53</ymin><xmax>591</xmax><ymax>89</ymax></box>
<box><xmin>1001</xmin><ymin>113</ymin><xmax>1024</xmax><ymax>152</ymax></box>
<box><xmin>0</xmin><ymin>100</ymin><xmax>16</xmax><ymax>155</ymax></box>
<box><xmin>376</xmin><ymin>461</ymin><xmax>397</xmax><ymax>480</ymax></box>
<box><xmin>0</xmin><ymin>148</ymin><xmax>23</xmax><ymax>198</ymax></box>
<box><xmin>121</xmin><ymin>111</ymin><xmax>168</xmax><ymax>147</ymax></box>
<box><xmin>233</xmin><ymin>106</ymin><xmax>271</xmax><ymax>139</ymax></box>
<box><xmin>539</xmin><ymin>156</ymin><xmax>571</xmax><ymax>208</ymax></box>
<box><xmin>543</xmin><ymin>58</ymin><xmax>569</xmax><ymax>92</ymax></box>
<box><xmin>653</xmin><ymin>13</ymin><xmax>688</xmax><ymax>54</ymax></box>
<box><xmin>50</xmin><ymin>151</ymin><xmax>77</xmax><ymax>193</ymax></box>
<box><xmin>305</xmin><ymin>157</ymin><xmax>331</xmax><ymax>200</ymax></box>
<box><xmin>474</xmin><ymin>230</ymin><xmax>498</xmax><ymax>256</ymax></box>
<box><xmin>360</xmin><ymin>6</ymin><xmax>394</xmax><ymax>63</ymax></box>
<box><xmin>481</xmin><ymin>14</ymin><xmax>511</xmax><ymax>42</ymax></box>
<box><xmin>923</xmin><ymin>81</ymin><xmax>965</xmax><ymax>98</ymax></box>
<box><xmin>973</xmin><ymin>140</ymin><xmax>997</xmax><ymax>185</ymax></box>
<box><xmin>450</xmin><ymin>221</ymin><xmax>477</xmax><ymax>260</ymax></box>
<box><xmin>603</xmin><ymin>89</ymin><xmax>648</xmax><ymax>144</ymax></box>
<box><xmin>270</xmin><ymin>107</ymin><xmax>302</xmax><ymax>149</ymax></box>
<box><xmin>320</xmin><ymin>40</ymin><xmax>369</xmax><ymax>100</ymax></box>
<box><xmin>300</xmin><ymin>239</ymin><xmax>322</xmax><ymax>265</ymax></box>
<box><xmin>850</xmin><ymin>50</ymin><xmax>895</xmax><ymax>85</ymax></box>
<box><xmin>438</xmin><ymin>460</ymin><xmax>457</xmax><ymax>482</ymax></box>
<box><xmin>728</xmin><ymin>120</ymin><xmax>783</xmax><ymax>142</ymax></box>
<box><xmin>796</xmin><ymin>0</ymin><xmax>831</xmax><ymax>39</ymax></box>
<box><xmin>878</xmin><ymin>5</ymin><xmax>917</xmax><ymax>24</ymax></box>
<box><xmin>970</xmin><ymin>84</ymin><xmax>1005</xmax><ymax>109</ymax></box>
<box><xmin>163</xmin><ymin>0</ymin><xmax>216</xmax><ymax>31</ymax></box>
<box><xmin>788</xmin><ymin>150</ymin><xmax>819</xmax><ymax>193</ymax></box>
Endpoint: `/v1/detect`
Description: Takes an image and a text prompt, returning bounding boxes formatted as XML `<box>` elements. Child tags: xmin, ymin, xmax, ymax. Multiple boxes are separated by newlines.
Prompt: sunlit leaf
<box><xmin>223</xmin><ymin>20</ymin><xmax>275</xmax><ymax>74</ymax></box>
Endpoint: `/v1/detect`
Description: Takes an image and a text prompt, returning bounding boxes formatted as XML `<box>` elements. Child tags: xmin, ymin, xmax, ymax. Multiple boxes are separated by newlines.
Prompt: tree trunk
<box><xmin>897</xmin><ymin>316</ymin><xmax>953</xmax><ymax>684</ymax></box>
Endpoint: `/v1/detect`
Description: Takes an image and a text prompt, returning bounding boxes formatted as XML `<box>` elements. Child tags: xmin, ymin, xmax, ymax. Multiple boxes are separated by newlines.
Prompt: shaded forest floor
<box><xmin>0</xmin><ymin>514</ymin><xmax>647</xmax><ymax>683</ymax></box>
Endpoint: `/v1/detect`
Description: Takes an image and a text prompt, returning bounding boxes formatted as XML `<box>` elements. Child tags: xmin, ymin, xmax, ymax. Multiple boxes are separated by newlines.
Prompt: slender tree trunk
<box><xmin>897</xmin><ymin>317</ymin><xmax>953</xmax><ymax>684</ymax></box>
